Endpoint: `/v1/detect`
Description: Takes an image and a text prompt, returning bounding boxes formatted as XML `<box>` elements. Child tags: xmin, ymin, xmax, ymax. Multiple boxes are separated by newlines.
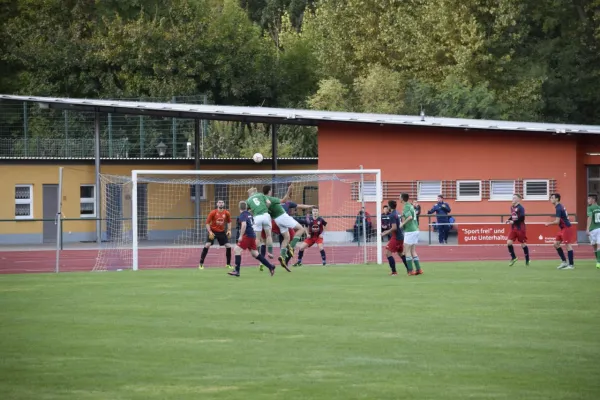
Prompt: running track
<box><xmin>0</xmin><ymin>245</ymin><xmax>592</xmax><ymax>274</ymax></box>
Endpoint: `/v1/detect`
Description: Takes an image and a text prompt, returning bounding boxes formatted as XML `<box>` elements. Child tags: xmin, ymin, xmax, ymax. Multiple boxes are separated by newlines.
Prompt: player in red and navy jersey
<box><xmin>382</xmin><ymin>200</ymin><xmax>404</xmax><ymax>276</ymax></box>
<box><xmin>545</xmin><ymin>193</ymin><xmax>575</xmax><ymax>269</ymax></box>
<box><xmin>292</xmin><ymin>207</ymin><xmax>327</xmax><ymax>266</ymax></box>
<box><xmin>506</xmin><ymin>194</ymin><xmax>530</xmax><ymax>266</ymax></box>
<box><xmin>228</xmin><ymin>201</ymin><xmax>276</xmax><ymax>277</ymax></box>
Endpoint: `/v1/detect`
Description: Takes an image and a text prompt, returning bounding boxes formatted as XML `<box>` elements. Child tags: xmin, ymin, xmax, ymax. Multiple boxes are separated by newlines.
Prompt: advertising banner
<box><xmin>457</xmin><ymin>223</ymin><xmax>578</xmax><ymax>245</ymax></box>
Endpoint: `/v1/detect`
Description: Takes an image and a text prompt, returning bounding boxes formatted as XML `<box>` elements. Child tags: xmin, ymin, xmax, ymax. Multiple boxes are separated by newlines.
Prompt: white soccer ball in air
<box><xmin>253</xmin><ymin>153</ymin><xmax>264</xmax><ymax>163</ymax></box>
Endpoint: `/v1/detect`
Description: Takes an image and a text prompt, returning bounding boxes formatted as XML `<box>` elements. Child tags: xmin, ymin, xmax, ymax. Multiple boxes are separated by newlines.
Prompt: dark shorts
<box><xmin>238</xmin><ymin>235</ymin><xmax>257</xmax><ymax>251</ymax></box>
<box><xmin>386</xmin><ymin>236</ymin><xmax>404</xmax><ymax>253</ymax></box>
<box><xmin>208</xmin><ymin>231</ymin><xmax>228</xmax><ymax>246</ymax></box>
<box><xmin>508</xmin><ymin>229</ymin><xmax>527</xmax><ymax>243</ymax></box>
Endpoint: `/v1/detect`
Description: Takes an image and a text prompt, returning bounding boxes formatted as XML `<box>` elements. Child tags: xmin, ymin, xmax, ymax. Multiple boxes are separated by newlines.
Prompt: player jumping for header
<box><xmin>246</xmin><ymin>187</ymin><xmax>274</xmax><ymax>260</ymax></box>
<box><xmin>261</xmin><ymin>185</ymin><xmax>307</xmax><ymax>271</ymax></box>
<box><xmin>292</xmin><ymin>207</ymin><xmax>327</xmax><ymax>266</ymax></box>
<box><xmin>545</xmin><ymin>193</ymin><xmax>575</xmax><ymax>270</ymax></box>
<box><xmin>228</xmin><ymin>201</ymin><xmax>276</xmax><ymax>277</ymax></box>
<box><xmin>400</xmin><ymin>193</ymin><xmax>422</xmax><ymax>275</ymax></box>
<box><xmin>198</xmin><ymin>199</ymin><xmax>232</xmax><ymax>270</ymax></box>
<box><xmin>506</xmin><ymin>194</ymin><xmax>530</xmax><ymax>266</ymax></box>
<box><xmin>586</xmin><ymin>193</ymin><xmax>600</xmax><ymax>269</ymax></box>
<box><xmin>382</xmin><ymin>200</ymin><xmax>404</xmax><ymax>276</ymax></box>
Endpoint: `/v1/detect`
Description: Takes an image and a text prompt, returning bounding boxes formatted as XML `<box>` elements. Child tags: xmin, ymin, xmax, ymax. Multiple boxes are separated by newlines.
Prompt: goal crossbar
<box><xmin>131</xmin><ymin>169</ymin><xmax>383</xmax><ymax>271</ymax></box>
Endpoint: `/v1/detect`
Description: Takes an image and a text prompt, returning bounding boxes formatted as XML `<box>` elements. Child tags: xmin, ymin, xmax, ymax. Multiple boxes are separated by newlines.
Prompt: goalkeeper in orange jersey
<box><xmin>198</xmin><ymin>200</ymin><xmax>232</xmax><ymax>269</ymax></box>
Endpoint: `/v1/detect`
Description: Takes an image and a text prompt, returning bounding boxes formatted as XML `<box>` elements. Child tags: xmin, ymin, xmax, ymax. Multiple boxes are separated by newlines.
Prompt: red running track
<box><xmin>0</xmin><ymin>245</ymin><xmax>591</xmax><ymax>274</ymax></box>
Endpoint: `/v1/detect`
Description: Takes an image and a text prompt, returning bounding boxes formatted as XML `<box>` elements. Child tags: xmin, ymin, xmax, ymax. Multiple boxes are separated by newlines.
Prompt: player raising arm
<box><xmin>506</xmin><ymin>194</ymin><xmax>530</xmax><ymax>266</ymax></box>
<box><xmin>198</xmin><ymin>199</ymin><xmax>232</xmax><ymax>270</ymax></box>
<box><xmin>586</xmin><ymin>193</ymin><xmax>600</xmax><ymax>269</ymax></box>
<box><xmin>228</xmin><ymin>201</ymin><xmax>276</xmax><ymax>277</ymax></box>
<box><xmin>292</xmin><ymin>207</ymin><xmax>327</xmax><ymax>266</ymax></box>
<box><xmin>545</xmin><ymin>193</ymin><xmax>575</xmax><ymax>270</ymax></box>
<box><xmin>246</xmin><ymin>187</ymin><xmax>274</xmax><ymax>256</ymax></box>
<box><xmin>382</xmin><ymin>200</ymin><xmax>404</xmax><ymax>276</ymax></box>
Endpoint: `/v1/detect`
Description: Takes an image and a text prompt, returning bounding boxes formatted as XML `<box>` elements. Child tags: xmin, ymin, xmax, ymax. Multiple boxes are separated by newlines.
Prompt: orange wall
<box><xmin>318</xmin><ymin>123</ymin><xmax>582</xmax><ymax>224</ymax></box>
<box><xmin>576</xmin><ymin>137</ymin><xmax>600</xmax><ymax>225</ymax></box>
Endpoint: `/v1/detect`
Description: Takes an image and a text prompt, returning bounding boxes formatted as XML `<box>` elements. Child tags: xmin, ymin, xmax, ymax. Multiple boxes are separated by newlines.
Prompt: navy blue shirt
<box><xmin>237</xmin><ymin>211</ymin><xmax>256</xmax><ymax>238</ymax></box>
<box><xmin>428</xmin><ymin>202</ymin><xmax>451</xmax><ymax>223</ymax></box>
<box><xmin>510</xmin><ymin>204</ymin><xmax>526</xmax><ymax>230</ymax></box>
<box><xmin>389</xmin><ymin>210</ymin><xmax>404</xmax><ymax>241</ymax></box>
<box><xmin>381</xmin><ymin>212</ymin><xmax>392</xmax><ymax>231</ymax></box>
<box><xmin>555</xmin><ymin>204</ymin><xmax>571</xmax><ymax>229</ymax></box>
<box><xmin>282</xmin><ymin>201</ymin><xmax>297</xmax><ymax>213</ymax></box>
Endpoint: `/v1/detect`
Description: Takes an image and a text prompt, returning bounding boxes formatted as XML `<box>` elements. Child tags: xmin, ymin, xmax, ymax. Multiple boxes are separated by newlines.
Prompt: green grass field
<box><xmin>1</xmin><ymin>262</ymin><xmax>599</xmax><ymax>400</ymax></box>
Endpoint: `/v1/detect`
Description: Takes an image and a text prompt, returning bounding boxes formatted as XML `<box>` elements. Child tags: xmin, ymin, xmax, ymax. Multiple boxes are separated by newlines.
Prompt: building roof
<box><xmin>1</xmin><ymin>94</ymin><xmax>600</xmax><ymax>135</ymax></box>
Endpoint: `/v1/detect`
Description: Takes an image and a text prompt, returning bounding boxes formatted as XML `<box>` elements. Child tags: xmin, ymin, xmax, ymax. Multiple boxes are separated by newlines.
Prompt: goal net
<box><xmin>94</xmin><ymin>169</ymin><xmax>382</xmax><ymax>271</ymax></box>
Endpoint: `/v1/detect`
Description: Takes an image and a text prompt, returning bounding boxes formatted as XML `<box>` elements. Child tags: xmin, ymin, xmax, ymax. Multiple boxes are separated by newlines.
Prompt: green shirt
<box><xmin>247</xmin><ymin>193</ymin><xmax>269</xmax><ymax>216</ymax></box>
<box><xmin>402</xmin><ymin>203</ymin><xmax>419</xmax><ymax>232</ymax></box>
<box><xmin>587</xmin><ymin>204</ymin><xmax>600</xmax><ymax>231</ymax></box>
<box><xmin>265</xmin><ymin>195</ymin><xmax>286</xmax><ymax>219</ymax></box>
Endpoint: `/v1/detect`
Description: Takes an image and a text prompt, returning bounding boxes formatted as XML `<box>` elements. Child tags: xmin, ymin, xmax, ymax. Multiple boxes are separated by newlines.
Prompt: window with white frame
<box><xmin>359</xmin><ymin>181</ymin><xmax>381</xmax><ymax>202</ymax></box>
<box><xmin>190</xmin><ymin>184</ymin><xmax>206</xmax><ymax>201</ymax></box>
<box><xmin>80</xmin><ymin>185</ymin><xmax>96</xmax><ymax>217</ymax></box>
<box><xmin>417</xmin><ymin>181</ymin><xmax>442</xmax><ymax>201</ymax></box>
<box><xmin>457</xmin><ymin>181</ymin><xmax>482</xmax><ymax>201</ymax></box>
<box><xmin>490</xmin><ymin>180</ymin><xmax>515</xmax><ymax>201</ymax></box>
<box><xmin>524</xmin><ymin>180</ymin><xmax>549</xmax><ymax>201</ymax></box>
<box><xmin>15</xmin><ymin>185</ymin><xmax>33</xmax><ymax>219</ymax></box>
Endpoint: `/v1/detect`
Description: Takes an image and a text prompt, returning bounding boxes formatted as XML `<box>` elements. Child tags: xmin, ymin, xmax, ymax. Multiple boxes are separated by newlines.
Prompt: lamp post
<box><xmin>156</xmin><ymin>141</ymin><xmax>167</xmax><ymax>157</ymax></box>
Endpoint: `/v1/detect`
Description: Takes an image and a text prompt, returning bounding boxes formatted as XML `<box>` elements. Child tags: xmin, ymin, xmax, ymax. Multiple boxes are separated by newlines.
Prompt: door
<box><xmin>137</xmin><ymin>183</ymin><xmax>148</xmax><ymax>240</ymax></box>
<box><xmin>43</xmin><ymin>185</ymin><xmax>58</xmax><ymax>243</ymax></box>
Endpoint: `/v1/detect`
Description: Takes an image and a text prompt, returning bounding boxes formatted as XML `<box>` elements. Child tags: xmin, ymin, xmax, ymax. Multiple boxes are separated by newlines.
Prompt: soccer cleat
<box><xmin>279</xmin><ymin>256</ymin><xmax>292</xmax><ymax>272</ymax></box>
<box><xmin>322</xmin><ymin>261</ymin><xmax>326</xmax><ymax>266</ymax></box>
<box><xmin>407</xmin><ymin>270</ymin><xmax>417</xmax><ymax>276</ymax></box>
<box><xmin>415</xmin><ymin>269</ymin><xmax>423</xmax><ymax>275</ymax></box>
<box><xmin>226</xmin><ymin>265</ymin><xmax>233</xmax><ymax>269</ymax></box>
<box><xmin>390</xmin><ymin>271</ymin><xmax>398</xmax><ymax>276</ymax></box>
<box><xmin>287</xmin><ymin>244</ymin><xmax>295</xmax><ymax>257</ymax></box>
<box><xmin>509</xmin><ymin>258</ymin><xmax>518</xmax><ymax>266</ymax></box>
<box><xmin>563</xmin><ymin>265</ymin><xmax>574</xmax><ymax>270</ymax></box>
<box><xmin>269</xmin><ymin>266</ymin><xmax>275</xmax><ymax>276</ymax></box>
<box><xmin>526</xmin><ymin>260</ymin><xmax>530</xmax><ymax>266</ymax></box>
<box><xmin>596</xmin><ymin>262</ymin><xmax>600</xmax><ymax>269</ymax></box>
<box><xmin>557</xmin><ymin>262</ymin><xmax>569</xmax><ymax>269</ymax></box>
<box><xmin>259</xmin><ymin>264</ymin><xmax>264</xmax><ymax>272</ymax></box>
<box><xmin>198</xmin><ymin>264</ymin><xmax>204</xmax><ymax>270</ymax></box>
<box><xmin>227</xmin><ymin>271</ymin><xmax>240</xmax><ymax>277</ymax></box>
<box><xmin>293</xmin><ymin>262</ymin><xmax>303</xmax><ymax>267</ymax></box>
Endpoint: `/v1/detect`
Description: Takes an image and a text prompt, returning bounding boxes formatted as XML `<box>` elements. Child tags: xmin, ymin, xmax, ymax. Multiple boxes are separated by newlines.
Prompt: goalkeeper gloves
<box><xmin>226</xmin><ymin>231</ymin><xmax>231</xmax><ymax>238</ymax></box>
<box><xmin>208</xmin><ymin>232</ymin><xmax>215</xmax><ymax>240</ymax></box>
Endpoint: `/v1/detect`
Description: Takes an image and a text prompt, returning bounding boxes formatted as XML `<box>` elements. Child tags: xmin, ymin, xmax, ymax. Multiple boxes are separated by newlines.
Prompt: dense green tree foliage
<box><xmin>0</xmin><ymin>0</ymin><xmax>598</xmax><ymax>157</ymax></box>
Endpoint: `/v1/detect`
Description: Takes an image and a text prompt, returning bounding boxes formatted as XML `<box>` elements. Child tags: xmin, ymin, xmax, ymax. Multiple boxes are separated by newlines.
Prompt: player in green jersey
<box><xmin>262</xmin><ymin>185</ymin><xmax>307</xmax><ymax>271</ymax></box>
<box><xmin>586</xmin><ymin>193</ymin><xmax>600</xmax><ymax>268</ymax></box>
<box><xmin>246</xmin><ymin>188</ymin><xmax>274</xmax><ymax>263</ymax></box>
<box><xmin>399</xmin><ymin>193</ymin><xmax>423</xmax><ymax>275</ymax></box>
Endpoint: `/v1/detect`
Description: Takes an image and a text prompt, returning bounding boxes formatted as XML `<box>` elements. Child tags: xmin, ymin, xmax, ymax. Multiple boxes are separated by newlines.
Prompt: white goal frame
<box><xmin>131</xmin><ymin>169</ymin><xmax>383</xmax><ymax>271</ymax></box>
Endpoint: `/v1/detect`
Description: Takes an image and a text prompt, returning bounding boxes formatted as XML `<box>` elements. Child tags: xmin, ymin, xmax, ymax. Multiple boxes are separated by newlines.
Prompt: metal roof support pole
<box><xmin>271</xmin><ymin>124</ymin><xmax>278</xmax><ymax>170</ymax></box>
<box><xmin>94</xmin><ymin>112</ymin><xmax>101</xmax><ymax>245</ymax></box>
<box><xmin>194</xmin><ymin>118</ymin><xmax>201</xmax><ymax>241</ymax></box>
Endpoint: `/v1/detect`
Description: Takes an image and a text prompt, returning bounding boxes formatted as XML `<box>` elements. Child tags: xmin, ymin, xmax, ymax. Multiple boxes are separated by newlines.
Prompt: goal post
<box><xmin>96</xmin><ymin>168</ymin><xmax>382</xmax><ymax>271</ymax></box>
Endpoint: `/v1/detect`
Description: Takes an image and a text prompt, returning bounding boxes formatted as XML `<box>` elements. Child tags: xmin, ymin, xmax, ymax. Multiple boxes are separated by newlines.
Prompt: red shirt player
<box><xmin>506</xmin><ymin>194</ymin><xmax>530</xmax><ymax>266</ymax></box>
<box><xmin>545</xmin><ymin>193</ymin><xmax>575</xmax><ymax>269</ymax></box>
<box><xmin>198</xmin><ymin>200</ymin><xmax>232</xmax><ymax>269</ymax></box>
<box><xmin>292</xmin><ymin>208</ymin><xmax>327</xmax><ymax>267</ymax></box>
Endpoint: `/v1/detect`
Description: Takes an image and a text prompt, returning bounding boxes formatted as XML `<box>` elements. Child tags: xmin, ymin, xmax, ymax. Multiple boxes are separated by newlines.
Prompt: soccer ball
<box><xmin>253</xmin><ymin>153</ymin><xmax>264</xmax><ymax>163</ymax></box>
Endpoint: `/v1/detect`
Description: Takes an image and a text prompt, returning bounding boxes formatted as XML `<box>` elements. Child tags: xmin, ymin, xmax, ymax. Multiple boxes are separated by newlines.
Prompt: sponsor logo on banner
<box><xmin>457</xmin><ymin>223</ymin><xmax>578</xmax><ymax>245</ymax></box>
